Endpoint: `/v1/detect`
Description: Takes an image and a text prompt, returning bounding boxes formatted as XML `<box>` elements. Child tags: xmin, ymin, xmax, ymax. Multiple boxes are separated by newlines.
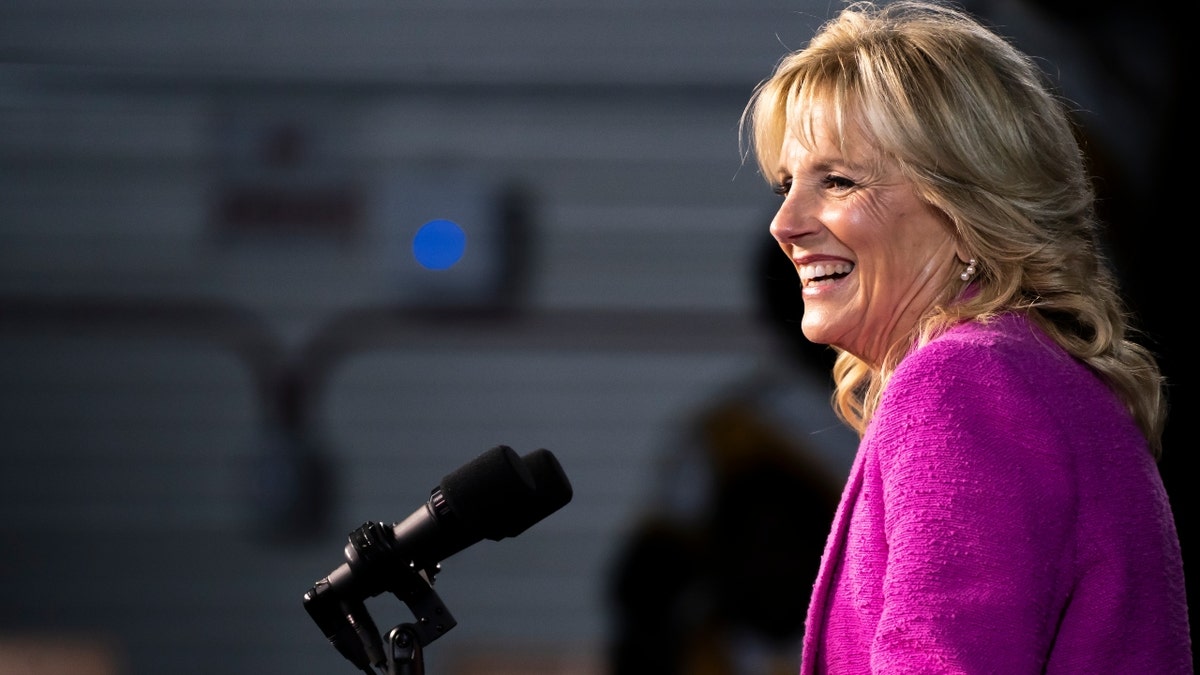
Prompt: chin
<box><xmin>799</xmin><ymin>324</ymin><xmax>830</xmax><ymax>346</ymax></box>
<box><xmin>801</xmin><ymin>326</ymin><xmax>849</xmax><ymax>358</ymax></box>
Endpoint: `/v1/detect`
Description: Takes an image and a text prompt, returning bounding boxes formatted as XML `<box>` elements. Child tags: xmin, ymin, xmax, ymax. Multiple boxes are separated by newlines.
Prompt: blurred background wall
<box><xmin>0</xmin><ymin>1</ymin><xmax>1188</xmax><ymax>674</ymax></box>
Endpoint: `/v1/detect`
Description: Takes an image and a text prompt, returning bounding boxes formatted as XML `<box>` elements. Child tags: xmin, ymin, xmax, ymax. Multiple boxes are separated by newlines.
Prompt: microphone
<box><xmin>303</xmin><ymin>445</ymin><xmax>573</xmax><ymax>671</ymax></box>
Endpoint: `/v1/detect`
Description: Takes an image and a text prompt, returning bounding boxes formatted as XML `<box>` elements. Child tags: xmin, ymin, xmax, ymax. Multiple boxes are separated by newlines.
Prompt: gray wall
<box><xmin>0</xmin><ymin>2</ymin><xmax>831</xmax><ymax>674</ymax></box>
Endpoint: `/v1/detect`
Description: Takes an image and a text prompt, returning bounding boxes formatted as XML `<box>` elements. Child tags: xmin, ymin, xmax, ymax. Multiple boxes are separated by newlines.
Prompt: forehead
<box><xmin>779</xmin><ymin>100</ymin><xmax>878</xmax><ymax>168</ymax></box>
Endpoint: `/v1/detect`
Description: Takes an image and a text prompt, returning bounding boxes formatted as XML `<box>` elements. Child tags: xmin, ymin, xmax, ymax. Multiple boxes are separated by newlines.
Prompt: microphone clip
<box><xmin>303</xmin><ymin>521</ymin><xmax>458</xmax><ymax>674</ymax></box>
<box><xmin>346</xmin><ymin>520</ymin><xmax>458</xmax><ymax>647</ymax></box>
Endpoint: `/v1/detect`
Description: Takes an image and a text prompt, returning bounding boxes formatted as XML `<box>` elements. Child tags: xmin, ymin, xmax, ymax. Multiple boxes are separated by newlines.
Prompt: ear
<box><xmin>951</xmin><ymin>231</ymin><xmax>971</xmax><ymax>264</ymax></box>
<box><xmin>935</xmin><ymin>208</ymin><xmax>969</xmax><ymax>263</ymax></box>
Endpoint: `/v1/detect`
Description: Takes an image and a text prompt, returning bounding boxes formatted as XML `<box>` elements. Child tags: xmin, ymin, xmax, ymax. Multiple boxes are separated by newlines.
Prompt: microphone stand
<box><xmin>385</xmin><ymin>625</ymin><xmax>425</xmax><ymax>675</ymax></box>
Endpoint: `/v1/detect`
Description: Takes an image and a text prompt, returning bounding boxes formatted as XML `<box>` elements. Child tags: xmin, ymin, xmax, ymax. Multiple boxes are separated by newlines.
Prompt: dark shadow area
<box><xmin>606</xmin><ymin>233</ymin><xmax>857</xmax><ymax>675</ymax></box>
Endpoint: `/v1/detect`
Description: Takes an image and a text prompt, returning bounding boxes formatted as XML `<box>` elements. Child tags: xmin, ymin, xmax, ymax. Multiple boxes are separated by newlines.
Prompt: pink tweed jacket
<box><xmin>801</xmin><ymin>312</ymin><xmax>1192</xmax><ymax>673</ymax></box>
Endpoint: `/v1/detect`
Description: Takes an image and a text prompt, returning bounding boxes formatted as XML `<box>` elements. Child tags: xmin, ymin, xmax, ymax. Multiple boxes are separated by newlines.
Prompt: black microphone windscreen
<box><xmin>438</xmin><ymin>445</ymin><xmax>538</xmax><ymax>540</ymax></box>
<box><xmin>521</xmin><ymin>448</ymin><xmax>573</xmax><ymax>526</ymax></box>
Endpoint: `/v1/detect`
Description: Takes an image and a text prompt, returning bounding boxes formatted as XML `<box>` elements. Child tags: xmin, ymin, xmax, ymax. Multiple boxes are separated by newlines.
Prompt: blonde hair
<box><xmin>741</xmin><ymin>0</ymin><xmax>1166</xmax><ymax>457</ymax></box>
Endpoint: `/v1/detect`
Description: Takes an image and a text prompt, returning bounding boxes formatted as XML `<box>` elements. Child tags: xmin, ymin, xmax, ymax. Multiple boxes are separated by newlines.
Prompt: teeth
<box><xmin>798</xmin><ymin>262</ymin><xmax>853</xmax><ymax>284</ymax></box>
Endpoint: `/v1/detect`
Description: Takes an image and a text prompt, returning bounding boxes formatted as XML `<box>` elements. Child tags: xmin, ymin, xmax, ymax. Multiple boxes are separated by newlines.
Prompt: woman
<box><xmin>740</xmin><ymin>1</ymin><xmax>1192</xmax><ymax>671</ymax></box>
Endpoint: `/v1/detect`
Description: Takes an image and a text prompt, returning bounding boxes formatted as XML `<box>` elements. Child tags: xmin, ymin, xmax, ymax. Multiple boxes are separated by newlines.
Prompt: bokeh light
<box><xmin>412</xmin><ymin>219</ymin><xmax>466</xmax><ymax>270</ymax></box>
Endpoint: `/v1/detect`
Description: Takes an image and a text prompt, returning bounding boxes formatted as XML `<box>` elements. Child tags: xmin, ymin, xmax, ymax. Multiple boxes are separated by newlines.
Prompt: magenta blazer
<box><xmin>801</xmin><ymin>313</ymin><xmax>1192</xmax><ymax>673</ymax></box>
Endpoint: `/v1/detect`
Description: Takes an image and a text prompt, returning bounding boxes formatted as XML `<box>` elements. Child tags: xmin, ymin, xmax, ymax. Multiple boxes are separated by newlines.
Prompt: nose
<box><xmin>769</xmin><ymin>192</ymin><xmax>819</xmax><ymax>244</ymax></box>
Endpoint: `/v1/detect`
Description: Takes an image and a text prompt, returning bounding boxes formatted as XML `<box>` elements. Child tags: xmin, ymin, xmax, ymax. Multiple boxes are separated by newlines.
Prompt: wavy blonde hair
<box><xmin>741</xmin><ymin>0</ymin><xmax>1166</xmax><ymax>457</ymax></box>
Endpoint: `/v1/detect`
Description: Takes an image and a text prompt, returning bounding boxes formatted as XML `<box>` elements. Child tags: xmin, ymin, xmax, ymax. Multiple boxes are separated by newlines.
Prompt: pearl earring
<box><xmin>960</xmin><ymin>258</ymin><xmax>977</xmax><ymax>282</ymax></box>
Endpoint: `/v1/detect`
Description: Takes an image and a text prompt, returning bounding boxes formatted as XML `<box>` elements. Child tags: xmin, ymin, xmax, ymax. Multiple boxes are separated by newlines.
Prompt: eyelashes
<box><xmin>771</xmin><ymin>174</ymin><xmax>857</xmax><ymax>197</ymax></box>
<box><xmin>825</xmin><ymin>175</ymin><xmax>856</xmax><ymax>190</ymax></box>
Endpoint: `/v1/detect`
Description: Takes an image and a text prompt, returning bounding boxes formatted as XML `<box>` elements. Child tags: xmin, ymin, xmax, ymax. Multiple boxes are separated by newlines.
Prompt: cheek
<box><xmin>823</xmin><ymin>203</ymin><xmax>878</xmax><ymax>252</ymax></box>
<box><xmin>844</xmin><ymin>195</ymin><xmax>936</xmax><ymax>263</ymax></box>
<box><xmin>854</xmin><ymin>193</ymin><xmax>897</xmax><ymax>236</ymax></box>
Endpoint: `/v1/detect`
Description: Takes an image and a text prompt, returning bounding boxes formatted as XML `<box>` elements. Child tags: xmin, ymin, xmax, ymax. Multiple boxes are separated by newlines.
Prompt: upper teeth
<box><xmin>799</xmin><ymin>262</ymin><xmax>853</xmax><ymax>283</ymax></box>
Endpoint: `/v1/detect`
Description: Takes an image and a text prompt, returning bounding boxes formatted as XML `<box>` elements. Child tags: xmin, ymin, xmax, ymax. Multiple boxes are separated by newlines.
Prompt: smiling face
<box><xmin>768</xmin><ymin>103</ymin><xmax>963</xmax><ymax>367</ymax></box>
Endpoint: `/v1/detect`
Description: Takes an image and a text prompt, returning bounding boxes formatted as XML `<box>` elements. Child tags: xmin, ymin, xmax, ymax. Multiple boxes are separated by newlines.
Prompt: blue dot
<box><xmin>412</xmin><ymin>219</ymin><xmax>466</xmax><ymax>270</ymax></box>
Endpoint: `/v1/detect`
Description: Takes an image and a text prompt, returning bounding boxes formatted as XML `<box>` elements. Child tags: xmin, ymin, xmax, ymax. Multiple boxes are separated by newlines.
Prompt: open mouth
<box><xmin>798</xmin><ymin>262</ymin><xmax>853</xmax><ymax>287</ymax></box>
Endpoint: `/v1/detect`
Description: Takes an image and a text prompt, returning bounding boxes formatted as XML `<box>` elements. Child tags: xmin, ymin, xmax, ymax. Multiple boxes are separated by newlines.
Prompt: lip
<box><xmin>792</xmin><ymin>254</ymin><xmax>851</xmax><ymax>266</ymax></box>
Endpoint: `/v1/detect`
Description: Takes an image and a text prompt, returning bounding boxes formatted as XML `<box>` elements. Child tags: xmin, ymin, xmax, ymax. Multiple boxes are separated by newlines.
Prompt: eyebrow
<box><xmin>782</xmin><ymin>155</ymin><xmax>864</xmax><ymax>176</ymax></box>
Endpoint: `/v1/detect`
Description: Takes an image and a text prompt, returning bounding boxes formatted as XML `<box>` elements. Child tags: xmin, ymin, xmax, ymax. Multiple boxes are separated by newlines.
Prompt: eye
<box><xmin>772</xmin><ymin>177</ymin><xmax>792</xmax><ymax>197</ymax></box>
<box><xmin>823</xmin><ymin>174</ymin><xmax>856</xmax><ymax>190</ymax></box>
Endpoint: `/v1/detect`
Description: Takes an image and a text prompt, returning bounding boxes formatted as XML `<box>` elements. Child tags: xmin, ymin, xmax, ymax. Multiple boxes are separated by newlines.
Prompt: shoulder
<box><xmin>870</xmin><ymin>313</ymin><xmax>1130</xmax><ymax>462</ymax></box>
<box><xmin>909</xmin><ymin>313</ymin><xmax>1061</xmax><ymax>368</ymax></box>
<box><xmin>889</xmin><ymin>313</ymin><xmax>1080</xmax><ymax>401</ymax></box>
<box><xmin>865</xmin><ymin>316</ymin><xmax>1083</xmax><ymax>499</ymax></box>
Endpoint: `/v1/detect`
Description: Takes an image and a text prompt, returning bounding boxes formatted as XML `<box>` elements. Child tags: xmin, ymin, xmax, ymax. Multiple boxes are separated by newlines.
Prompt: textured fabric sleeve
<box><xmin>869</xmin><ymin>334</ymin><xmax>1077</xmax><ymax>673</ymax></box>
